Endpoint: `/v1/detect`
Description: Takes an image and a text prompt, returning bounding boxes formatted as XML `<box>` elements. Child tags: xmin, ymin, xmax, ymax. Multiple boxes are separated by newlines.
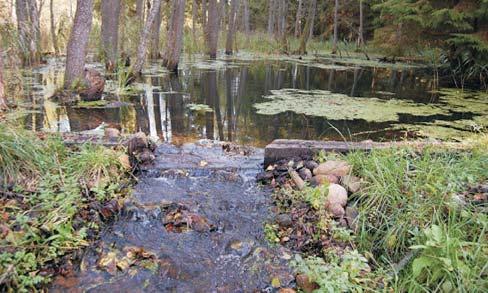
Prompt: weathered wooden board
<box><xmin>264</xmin><ymin>139</ymin><xmax>464</xmax><ymax>166</ymax></box>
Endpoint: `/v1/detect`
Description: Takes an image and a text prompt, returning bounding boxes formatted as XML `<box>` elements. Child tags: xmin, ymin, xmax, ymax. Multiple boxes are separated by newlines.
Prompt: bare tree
<box><xmin>136</xmin><ymin>0</ymin><xmax>145</xmax><ymax>22</ymax></box>
<box><xmin>64</xmin><ymin>0</ymin><xmax>94</xmax><ymax>88</ymax></box>
<box><xmin>192</xmin><ymin>0</ymin><xmax>198</xmax><ymax>39</ymax></box>
<box><xmin>0</xmin><ymin>51</ymin><xmax>6</xmax><ymax>110</ymax></box>
<box><xmin>308</xmin><ymin>0</ymin><xmax>316</xmax><ymax>39</ymax></box>
<box><xmin>202</xmin><ymin>0</ymin><xmax>207</xmax><ymax>30</ymax></box>
<box><xmin>225</xmin><ymin>0</ymin><xmax>239</xmax><ymax>55</ymax></box>
<box><xmin>162</xmin><ymin>0</ymin><xmax>186</xmax><ymax>72</ymax></box>
<box><xmin>267</xmin><ymin>0</ymin><xmax>275</xmax><ymax>35</ymax></box>
<box><xmin>242</xmin><ymin>0</ymin><xmax>250</xmax><ymax>34</ymax></box>
<box><xmin>205</xmin><ymin>0</ymin><xmax>220</xmax><ymax>58</ymax></box>
<box><xmin>150</xmin><ymin>4</ymin><xmax>163</xmax><ymax>59</ymax></box>
<box><xmin>332</xmin><ymin>0</ymin><xmax>339</xmax><ymax>54</ymax></box>
<box><xmin>294</xmin><ymin>0</ymin><xmax>303</xmax><ymax>37</ymax></box>
<box><xmin>357</xmin><ymin>0</ymin><xmax>364</xmax><ymax>47</ymax></box>
<box><xmin>49</xmin><ymin>0</ymin><xmax>59</xmax><ymax>55</ymax></box>
<box><xmin>15</xmin><ymin>0</ymin><xmax>40</xmax><ymax>65</ymax></box>
<box><xmin>298</xmin><ymin>0</ymin><xmax>315</xmax><ymax>54</ymax></box>
<box><xmin>133</xmin><ymin>0</ymin><xmax>162</xmax><ymax>74</ymax></box>
<box><xmin>101</xmin><ymin>0</ymin><xmax>122</xmax><ymax>70</ymax></box>
<box><xmin>26</xmin><ymin>0</ymin><xmax>41</xmax><ymax>63</ymax></box>
<box><xmin>15</xmin><ymin>0</ymin><xmax>30</xmax><ymax>64</ymax></box>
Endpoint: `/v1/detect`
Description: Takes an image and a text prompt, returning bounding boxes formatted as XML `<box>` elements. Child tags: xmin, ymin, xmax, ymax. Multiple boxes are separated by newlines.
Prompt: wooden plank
<box><xmin>264</xmin><ymin>139</ymin><xmax>464</xmax><ymax>166</ymax></box>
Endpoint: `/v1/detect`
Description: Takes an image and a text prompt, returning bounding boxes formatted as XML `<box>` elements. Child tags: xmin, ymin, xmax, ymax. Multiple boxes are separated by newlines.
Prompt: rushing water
<box><xmin>16</xmin><ymin>53</ymin><xmax>484</xmax><ymax>147</ymax></box>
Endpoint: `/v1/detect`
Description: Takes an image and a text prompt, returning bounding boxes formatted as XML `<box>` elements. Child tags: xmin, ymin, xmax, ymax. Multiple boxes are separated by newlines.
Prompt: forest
<box><xmin>0</xmin><ymin>0</ymin><xmax>487</xmax><ymax>292</ymax></box>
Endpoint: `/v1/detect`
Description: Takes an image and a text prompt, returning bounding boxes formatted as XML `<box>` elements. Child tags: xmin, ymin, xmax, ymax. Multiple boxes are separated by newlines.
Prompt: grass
<box><xmin>0</xmin><ymin>123</ymin><xmax>132</xmax><ymax>291</ymax></box>
<box><xmin>270</xmin><ymin>134</ymin><xmax>487</xmax><ymax>292</ymax></box>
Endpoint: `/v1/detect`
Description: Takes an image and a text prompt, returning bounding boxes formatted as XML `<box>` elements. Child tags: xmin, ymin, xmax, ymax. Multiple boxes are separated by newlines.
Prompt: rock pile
<box><xmin>257</xmin><ymin>157</ymin><xmax>362</xmax><ymax>230</ymax></box>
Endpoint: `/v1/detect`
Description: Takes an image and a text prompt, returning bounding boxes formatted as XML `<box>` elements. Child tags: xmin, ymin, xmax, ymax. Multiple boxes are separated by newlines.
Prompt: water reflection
<box><xmin>20</xmin><ymin>58</ymin><xmax>468</xmax><ymax>147</ymax></box>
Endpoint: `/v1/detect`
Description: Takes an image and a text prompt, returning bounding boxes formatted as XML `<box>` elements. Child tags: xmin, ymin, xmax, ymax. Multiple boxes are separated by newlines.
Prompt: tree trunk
<box><xmin>308</xmin><ymin>0</ymin><xmax>316</xmax><ymax>39</ymax></box>
<box><xmin>101</xmin><ymin>0</ymin><xmax>121</xmax><ymax>70</ymax></box>
<box><xmin>295</xmin><ymin>0</ymin><xmax>303</xmax><ymax>38</ymax></box>
<box><xmin>205</xmin><ymin>0</ymin><xmax>220</xmax><ymax>58</ymax></box>
<box><xmin>332</xmin><ymin>0</ymin><xmax>339</xmax><ymax>54</ymax></box>
<box><xmin>267</xmin><ymin>0</ymin><xmax>275</xmax><ymax>35</ymax></box>
<box><xmin>241</xmin><ymin>0</ymin><xmax>250</xmax><ymax>34</ymax></box>
<box><xmin>357</xmin><ymin>0</ymin><xmax>364</xmax><ymax>47</ymax></box>
<box><xmin>133</xmin><ymin>0</ymin><xmax>162</xmax><ymax>74</ymax></box>
<box><xmin>0</xmin><ymin>52</ymin><xmax>6</xmax><ymax>110</ymax></box>
<box><xmin>136</xmin><ymin>0</ymin><xmax>145</xmax><ymax>22</ymax></box>
<box><xmin>49</xmin><ymin>0</ymin><xmax>59</xmax><ymax>55</ymax></box>
<box><xmin>64</xmin><ymin>0</ymin><xmax>94</xmax><ymax>88</ymax></box>
<box><xmin>202</xmin><ymin>0</ymin><xmax>207</xmax><ymax>30</ymax></box>
<box><xmin>192</xmin><ymin>0</ymin><xmax>198</xmax><ymax>39</ymax></box>
<box><xmin>225</xmin><ymin>0</ymin><xmax>239</xmax><ymax>55</ymax></box>
<box><xmin>298</xmin><ymin>0</ymin><xmax>313</xmax><ymax>55</ymax></box>
<box><xmin>150</xmin><ymin>4</ymin><xmax>163</xmax><ymax>59</ymax></box>
<box><xmin>163</xmin><ymin>0</ymin><xmax>186</xmax><ymax>72</ymax></box>
<box><xmin>26</xmin><ymin>0</ymin><xmax>41</xmax><ymax>63</ymax></box>
<box><xmin>15</xmin><ymin>0</ymin><xmax>31</xmax><ymax>65</ymax></box>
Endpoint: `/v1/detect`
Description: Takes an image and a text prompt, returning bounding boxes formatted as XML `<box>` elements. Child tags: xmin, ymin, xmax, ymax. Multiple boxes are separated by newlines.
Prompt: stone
<box><xmin>104</xmin><ymin>127</ymin><xmax>120</xmax><ymax>139</ymax></box>
<box><xmin>326</xmin><ymin>184</ymin><xmax>348</xmax><ymax>208</ymax></box>
<box><xmin>304</xmin><ymin>160</ymin><xmax>319</xmax><ymax>171</ymax></box>
<box><xmin>118</xmin><ymin>154</ymin><xmax>131</xmax><ymax>170</ymax></box>
<box><xmin>276</xmin><ymin>214</ymin><xmax>293</xmax><ymax>227</ymax></box>
<box><xmin>313</xmin><ymin>160</ymin><xmax>351</xmax><ymax>177</ymax></box>
<box><xmin>329</xmin><ymin>203</ymin><xmax>345</xmax><ymax>218</ymax></box>
<box><xmin>310</xmin><ymin>174</ymin><xmax>338</xmax><ymax>186</ymax></box>
<box><xmin>289</xmin><ymin>170</ymin><xmax>305</xmax><ymax>190</ymax></box>
<box><xmin>79</xmin><ymin>68</ymin><xmax>105</xmax><ymax>101</ymax></box>
<box><xmin>296</xmin><ymin>274</ymin><xmax>319</xmax><ymax>293</ymax></box>
<box><xmin>298</xmin><ymin>168</ymin><xmax>313</xmax><ymax>181</ymax></box>
<box><xmin>345</xmin><ymin>207</ymin><xmax>359</xmax><ymax>231</ymax></box>
<box><xmin>341</xmin><ymin>175</ymin><xmax>361</xmax><ymax>193</ymax></box>
<box><xmin>278</xmin><ymin>289</ymin><xmax>296</xmax><ymax>293</ymax></box>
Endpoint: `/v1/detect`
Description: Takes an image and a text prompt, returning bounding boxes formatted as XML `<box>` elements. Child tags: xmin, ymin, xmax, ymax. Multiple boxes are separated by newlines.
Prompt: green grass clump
<box><xmin>344</xmin><ymin>145</ymin><xmax>488</xmax><ymax>292</ymax></box>
<box><xmin>0</xmin><ymin>124</ymin><xmax>131</xmax><ymax>291</ymax></box>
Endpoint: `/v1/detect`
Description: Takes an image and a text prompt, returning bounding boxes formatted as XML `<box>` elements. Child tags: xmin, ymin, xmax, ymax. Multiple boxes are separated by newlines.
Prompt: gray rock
<box><xmin>345</xmin><ymin>206</ymin><xmax>359</xmax><ymax>232</ymax></box>
<box><xmin>304</xmin><ymin>160</ymin><xmax>319</xmax><ymax>171</ymax></box>
<box><xmin>298</xmin><ymin>168</ymin><xmax>313</xmax><ymax>181</ymax></box>
<box><xmin>276</xmin><ymin>214</ymin><xmax>293</xmax><ymax>227</ymax></box>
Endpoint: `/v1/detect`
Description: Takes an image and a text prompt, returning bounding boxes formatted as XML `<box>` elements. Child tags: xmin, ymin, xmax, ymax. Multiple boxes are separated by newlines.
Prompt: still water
<box><xmin>18</xmin><ymin>54</ymin><xmax>482</xmax><ymax>147</ymax></box>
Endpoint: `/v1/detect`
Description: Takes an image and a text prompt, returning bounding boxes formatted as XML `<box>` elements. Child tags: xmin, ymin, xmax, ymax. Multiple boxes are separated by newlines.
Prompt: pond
<box><xmin>16</xmin><ymin>53</ymin><xmax>487</xmax><ymax>147</ymax></box>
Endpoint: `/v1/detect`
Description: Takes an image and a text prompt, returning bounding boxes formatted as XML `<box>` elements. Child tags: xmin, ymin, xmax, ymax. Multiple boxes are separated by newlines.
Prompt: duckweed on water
<box><xmin>187</xmin><ymin>103</ymin><xmax>214</xmax><ymax>113</ymax></box>
<box><xmin>254</xmin><ymin>89</ymin><xmax>445</xmax><ymax>122</ymax></box>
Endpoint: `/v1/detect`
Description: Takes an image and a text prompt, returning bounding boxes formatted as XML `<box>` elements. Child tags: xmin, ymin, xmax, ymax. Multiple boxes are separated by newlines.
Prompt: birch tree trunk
<box><xmin>49</xmin><ymin>0</ymin><xmax>59</xmax><ymax>55</ymax></box>
<box><xmin>133</xmin><ymin>0</ymin><xmax>162</xmax><ymax>74</ymax></box>
<box><xmin>205</xmin><ymin>0</ymin><xmax>220</xmax><ymax>58</ymax></box>
<box><xmin>64</xmin><ymin>0</ymin><xmax>94</xmax><ymax>88</ymax></box>
<box><xmin>332</xmin><ymin>0</ymin><xmax>339</xmax><ymax>54</ymax></box>
<box><xmin>150</xmin><ymin>4</ymin><xmax>163</xmax><ymax>59</ymax></box>
<box><xmin>163</xmin><ymin>0</ymin><xmax>186</xmax><ymax>72</ymax></box>
<box><xmin>294</xmin><ymin>0</ymin><xmax>303</xmax><ymax>37</ymax></box>
<box><xmin>225</xmin><ymin>0</ymin><xmax>239</xmax><ymax>55</ymax></box>
<box><xmin>357</xmin><ymin>0</ymin><xmax>364</xmax><ymax>47</ymax></box>
<box><xmin>101</xmin><ymin>0</ymin><xmax>122</xmax><ymax>70</ymax></box>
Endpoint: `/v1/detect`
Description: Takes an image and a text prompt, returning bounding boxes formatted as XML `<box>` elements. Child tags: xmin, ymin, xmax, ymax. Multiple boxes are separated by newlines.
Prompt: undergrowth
<box><xmin>0</xmin><ymin>124</ymin><xmax>132</xmax><ymax>291</ymax></box>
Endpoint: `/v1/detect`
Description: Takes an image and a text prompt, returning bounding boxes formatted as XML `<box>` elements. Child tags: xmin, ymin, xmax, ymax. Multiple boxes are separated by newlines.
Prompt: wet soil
<box><xmin>51</xmin><ymin>141</ymin><xmax>293</xmax><ymax>292</ymax></box>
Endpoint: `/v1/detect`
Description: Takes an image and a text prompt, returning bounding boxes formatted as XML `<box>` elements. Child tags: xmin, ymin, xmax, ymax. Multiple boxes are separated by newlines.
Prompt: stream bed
<box><xmin>51</xmin><ymin>141</ymin><xmax>293</xmax><ymax>292</ymax></box>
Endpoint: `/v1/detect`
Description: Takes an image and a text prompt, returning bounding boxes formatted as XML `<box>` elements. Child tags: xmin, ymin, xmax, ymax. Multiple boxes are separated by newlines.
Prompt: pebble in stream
<box><xmin>51</xmin><ymin>140</ymin><xmax>293</xmax><ymax>292</ymax></box>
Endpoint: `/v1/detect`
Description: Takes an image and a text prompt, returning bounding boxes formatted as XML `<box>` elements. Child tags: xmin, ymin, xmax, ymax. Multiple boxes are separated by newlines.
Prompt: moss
<box><xmin>75</xmin><ymin>100</ymin><xmax>109</xmax><ymax>108</ymax></box>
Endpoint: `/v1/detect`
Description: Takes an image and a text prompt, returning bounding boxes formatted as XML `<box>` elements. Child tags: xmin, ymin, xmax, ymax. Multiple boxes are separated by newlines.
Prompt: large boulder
<box><xmin>313</xmin><ymin>160</ymin><xmax>351</xmax><ymax>177</ymax></box>
<box><xmin>325</xmin><ymin>184</ymin><xmax>348</xmax><ymax>217</ymax></box>
<box><xmin>79</xmin><ymin>68</ymin><xmax>105</xmax><ymax>101</ymax></box>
